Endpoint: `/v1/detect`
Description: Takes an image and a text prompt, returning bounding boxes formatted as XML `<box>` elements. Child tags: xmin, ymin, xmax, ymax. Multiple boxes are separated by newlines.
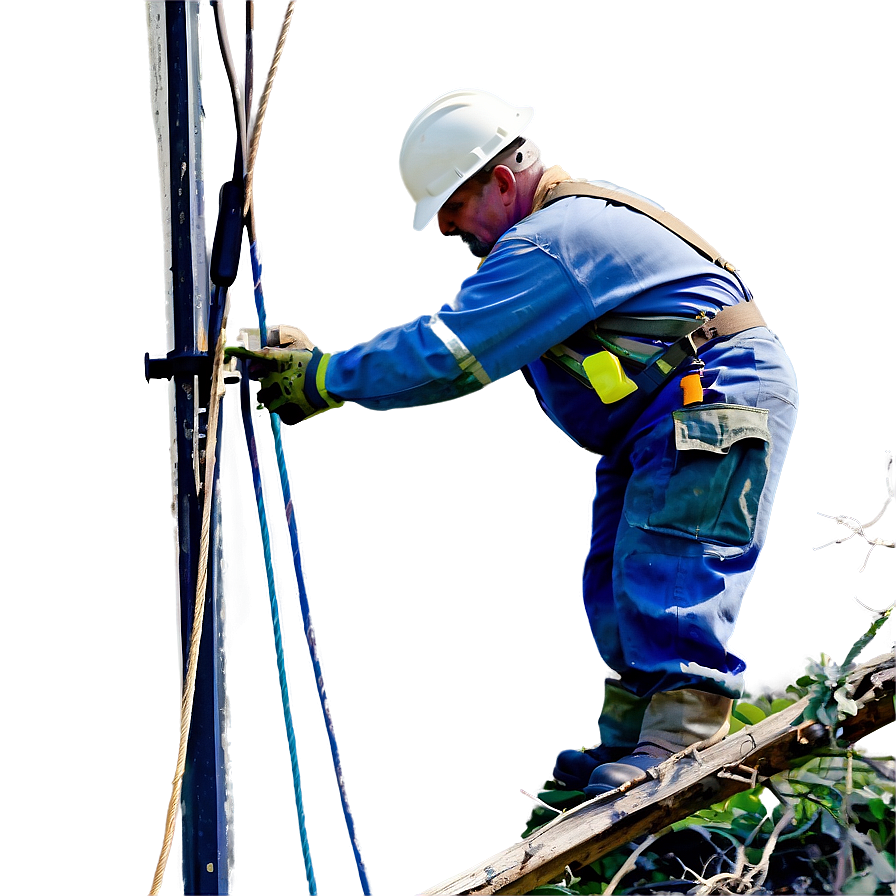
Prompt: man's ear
<box><xmin>492</xmin><ymin>165</ymin><xmax>517</xmax><ymax>205</ymax></box>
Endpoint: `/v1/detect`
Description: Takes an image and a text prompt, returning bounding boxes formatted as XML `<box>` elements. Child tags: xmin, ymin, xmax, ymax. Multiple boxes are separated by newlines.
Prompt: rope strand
<box><xmin>150</xmin><ymin>5</ymin><xmax>369</xmax><ymax>892</ymax></box>
<box><xmin>243</xmin><ymin>10</ymin><xmax>371</xmax><ymax>882</ymax></box>
<box><xmin>238</xmin><ymin>8</ymin><xmax>318</xmax><ymax>891</ymax></box>
<box><xmin>243</xmin><ymin>2</ymin><xmax>294</xmax><ymax>217</ymax></box>
<box><xmin>150</xmin><ymin>290</ymin><xmax>230</xmax><ymax>895</ymax></box>
<box><xmin>239</xmin><ymin>357</ymin><xmax>317</xmax><ymax>891</ymax></box>
<box><xmin>246</xmin><ymin>227</ymin><xmax>371</xmax><ymax>894</ymax></box>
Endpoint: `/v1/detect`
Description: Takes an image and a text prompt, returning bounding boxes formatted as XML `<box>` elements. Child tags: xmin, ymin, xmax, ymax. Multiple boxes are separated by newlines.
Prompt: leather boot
<box><xmin>583</xmin><ymin>688</ymin><xmax>733</xmax><ymax>796</ymax></box>
<box><xmin>553</xmin><ymin>680</ymin><xmax>650</xmax><ymax>790</ymax></box>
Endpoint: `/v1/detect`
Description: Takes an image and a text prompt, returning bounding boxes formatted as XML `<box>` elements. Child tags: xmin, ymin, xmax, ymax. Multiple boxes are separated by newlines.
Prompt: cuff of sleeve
<box><xmin>308</xmin><ymin>350</ymin><xmax>345</xmax><ymax>411</ymax></box>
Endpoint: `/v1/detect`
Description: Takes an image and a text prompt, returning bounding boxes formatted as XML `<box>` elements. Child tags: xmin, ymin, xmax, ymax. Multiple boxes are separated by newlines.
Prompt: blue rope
<box><xmin>238</xmin><ymin>368</ymin><xmax>317</xmax><ymax>894</ymax></box>
<box><xmin>249</xmin><ymin>240</ymin><xmax>371</xmax><ymax>895</ymax></box>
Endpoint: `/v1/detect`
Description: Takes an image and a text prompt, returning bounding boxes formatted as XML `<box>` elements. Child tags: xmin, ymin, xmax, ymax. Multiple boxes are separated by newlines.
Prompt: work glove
<box><xmin>225</xmin><ymin>326</ymin><xmax>343</xmax><ymax>425</ymax></box>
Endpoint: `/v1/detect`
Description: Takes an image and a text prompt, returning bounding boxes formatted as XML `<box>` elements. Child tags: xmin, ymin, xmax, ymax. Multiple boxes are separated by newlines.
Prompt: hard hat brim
<box><xmin>413</xmin><ymin>194</ymin><xmax>448</xmax><ymax>232</ymax></box>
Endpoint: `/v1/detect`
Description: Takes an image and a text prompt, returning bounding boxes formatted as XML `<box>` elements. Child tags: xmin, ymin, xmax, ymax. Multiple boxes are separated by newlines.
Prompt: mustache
<box><xmin>453</xmin><ymin>230</ymin><xmax>492</xmax><ymax>258</ymax></box>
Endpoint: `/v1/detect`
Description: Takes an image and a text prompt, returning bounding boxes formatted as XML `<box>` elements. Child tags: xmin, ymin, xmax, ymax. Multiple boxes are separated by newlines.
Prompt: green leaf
<box><xmin>807</xmin><ymin>680</ymin><xmax>833</xmax><ymax>700</ymax></box>
<box><xmin>769</xmin><ymin>697</ymin><xmax>796</xmax><ymax>714</ymax></box>
<box><xmin>672</xmin><ymin>810</ymin><xmax>735</xmax><ymax>831</ymax></box>
<box><xmin>847</xmin><ymin>827</ymin><xmax>896</xmax><ymax>883</ymax></box>
<box><xmin>732</xmin><ymin>701</ymin><xmax>766</xmax><ymax>726</ymax></box>
<box><xmin>726</xmin><ymin>790</ymin><xmax>765</xmax><ymax>815</ymax></box>
<box><xmin>790</xmin><ymin>769</ymin><xmax>835</xmax><ymax>788</ymax></box>
<box><xmin>815</xmin><ymin>701</ymin><xmax>839</xmax><ymax>727</ymax></box>
<box><xmin>731</xmin><ymin>814</ymin><xmax>765</xmax><ymax>839</ymax></box>
<box><xmin>685</xmin><ymin>823</ymin><xmax>745</xmax><ymax>854</ymax></box>
<box><xmin>566</xmin><ymin>884</ymin><xmax>603</xmax><ymax>895</ymax></box>
<box><xmin>803</xmin><ymin>694</ymin><xmax>827</xmax><ymax>726</ymax></box>
<box><xmin>868</xmin><ymin>798</ymin><xmax>889</xmax><ymax>821</ymax></box>
<box><xmin>842</xmin><ymin>607</ymin><xmax>892</xmax><ymax>668</ymax></box>
<box><xmin>589</xmin><ymin>851</ymin><xmax>630</xmax><ymax>879</ymax></box>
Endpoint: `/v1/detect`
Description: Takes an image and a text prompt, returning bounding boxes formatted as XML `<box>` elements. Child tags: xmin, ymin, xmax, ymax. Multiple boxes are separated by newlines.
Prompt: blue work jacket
<box><xmin>326</xmin><ymin>182</ymin><xmax>747</xmax><ymax>453</ymax></box>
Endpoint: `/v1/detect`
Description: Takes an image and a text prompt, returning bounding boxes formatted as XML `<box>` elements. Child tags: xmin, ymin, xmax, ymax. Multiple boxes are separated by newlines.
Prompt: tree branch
<box><xmin>422</xmin><ymin>652</ymin><xmax>895</xmax><ymax>895</ymax></box>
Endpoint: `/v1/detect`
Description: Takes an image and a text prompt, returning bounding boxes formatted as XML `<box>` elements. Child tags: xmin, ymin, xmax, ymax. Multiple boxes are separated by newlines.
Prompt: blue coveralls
<box><xmin>325</xmin><ymin>183</ymin><xmax>798</xmax><ymax>701</ymax></box>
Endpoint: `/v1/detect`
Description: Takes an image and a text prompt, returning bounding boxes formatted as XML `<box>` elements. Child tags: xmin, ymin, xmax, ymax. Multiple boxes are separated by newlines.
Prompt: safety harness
<box><xmin>537</xmin><ymin>181</ymin><xmax>767</xmax><ymax>404</ymax></box>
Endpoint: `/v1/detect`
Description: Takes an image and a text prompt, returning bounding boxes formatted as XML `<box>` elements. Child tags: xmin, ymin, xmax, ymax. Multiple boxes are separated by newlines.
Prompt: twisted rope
<box><xmin>150</xmin><ymin>290</ymin><xmax>230</xmax><ymax>895</ymax></box>
<box><xmin>246</xmin><ymin>237</ymin><xmax>370</xmax><ymax>895</ymax></box>
<box><xmin>238</xmin><ymin>348</ymin><xmax>316</xmax><ymax>891</ymax></box>
<box><xmin>239</xmin><ymin>5</ymin><xmax>317</xmax><ymax>890</ymax></box>
<box><xmin>243</xmin><ymin>8</ymin><xmax>370</xmax><ymax>884</ymax></box>
<box><xmin>150</xmin><ymin>5</ymin><xmax>369</xmax><ymax>892</ymax></box>
<box><xmin>243</xmin><ymin>2</ymin><xmax>294</xmax><ymax>217</ymax></box>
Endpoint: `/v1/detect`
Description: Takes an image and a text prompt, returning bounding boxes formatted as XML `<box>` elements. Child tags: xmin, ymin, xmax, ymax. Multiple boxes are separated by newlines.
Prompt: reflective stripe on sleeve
<box><xmin>428</xmin><ymin>314</ymin><xmax>492</xmax><ymax>386</ymax></box>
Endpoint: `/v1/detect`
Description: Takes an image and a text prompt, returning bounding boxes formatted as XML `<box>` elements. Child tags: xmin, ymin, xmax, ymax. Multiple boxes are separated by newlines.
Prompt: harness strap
<box><xmin>544</xmin><ymin>301</ymin><xmax>769</xmax><ymax>402</ymax></box>
<box><xmin>598</xmin><ymin>301</ymin><xmax>767</xmax><ymax>348</ymax></box>
<box><xmin>597</xmin><ymin>313</ymin><xmax>705</xmax><ymax>341</ymax></box>
<box><xmin>542</xmin><ymin>181</ymin><xmax>737</xmax><ymax>273</ymax></box>
<box><xmin>536</xmin><ymin>181</ymin><xmax>769</xmax><ymax>403</ymax></box>
<box><xmin>692</xmin><ymin>300</ymin><xmax>766</xmax><ymax>348</ymax></box>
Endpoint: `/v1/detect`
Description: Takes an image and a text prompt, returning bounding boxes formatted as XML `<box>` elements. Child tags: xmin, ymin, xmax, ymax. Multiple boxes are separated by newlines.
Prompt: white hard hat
<box><xmin>399</xmin><ymin>89</ymin><xmax>534</xmax><ymax>231</ymax></box>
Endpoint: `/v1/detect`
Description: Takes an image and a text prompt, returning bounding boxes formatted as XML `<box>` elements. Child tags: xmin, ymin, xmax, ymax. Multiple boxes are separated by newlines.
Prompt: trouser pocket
<box><xmin>630</xmin><ymin>404</ymin><xmax>771</xmax><ymax>547</ymax></box>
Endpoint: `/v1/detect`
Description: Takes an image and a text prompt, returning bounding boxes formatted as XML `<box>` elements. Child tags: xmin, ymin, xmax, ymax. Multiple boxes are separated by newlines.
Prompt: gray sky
<box><xmin>3</xmin><ymin>2</ymin><xmax>893</xmax><ymax>893</ymax></box>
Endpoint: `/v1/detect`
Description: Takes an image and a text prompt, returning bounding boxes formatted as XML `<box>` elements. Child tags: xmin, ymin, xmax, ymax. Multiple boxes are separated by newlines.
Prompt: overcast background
<box><xmin>2</xmin><ymin>2</ymin><xmax>894</xmax><ymax>894</ymax></box>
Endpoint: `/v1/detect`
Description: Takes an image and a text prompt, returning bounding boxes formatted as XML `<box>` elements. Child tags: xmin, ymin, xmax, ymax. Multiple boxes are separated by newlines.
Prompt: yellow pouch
<box><xmin>583</xmin><ymin>351</ymin><xmax>638</xmax><ymax>404</ymax></box>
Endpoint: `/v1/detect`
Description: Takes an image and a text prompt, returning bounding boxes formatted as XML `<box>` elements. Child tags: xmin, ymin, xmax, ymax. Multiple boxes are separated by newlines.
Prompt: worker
<box><xmin>236</xmin><ymin>89</ymin><xmax>798</xmax><ymax>796</ymax></box>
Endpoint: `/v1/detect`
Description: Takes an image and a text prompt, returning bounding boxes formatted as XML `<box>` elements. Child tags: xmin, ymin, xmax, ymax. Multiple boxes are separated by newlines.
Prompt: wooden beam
<box><xmin>422</xmin><ymin>652</ymin><xmax>895</xmax><ymax>896</ymax></box>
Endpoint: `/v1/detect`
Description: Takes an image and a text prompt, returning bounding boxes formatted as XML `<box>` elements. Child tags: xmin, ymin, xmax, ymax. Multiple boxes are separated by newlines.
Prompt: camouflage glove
<box><xmin>225</xmin><ymin>335</ymin><xmax>343</xmax><ymax>425</ymax></box>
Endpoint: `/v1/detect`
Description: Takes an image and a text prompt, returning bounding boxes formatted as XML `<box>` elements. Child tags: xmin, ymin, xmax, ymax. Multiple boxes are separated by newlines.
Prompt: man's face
<box><xmin>437</xmin><ymin>172</ymin><xmax>511</xmax><ymax>258</ymax></box>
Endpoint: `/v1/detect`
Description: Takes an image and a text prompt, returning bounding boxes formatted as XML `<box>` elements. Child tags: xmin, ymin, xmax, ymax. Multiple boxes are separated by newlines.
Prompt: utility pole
<box><xmin>146</xmin><ymin>3</ymin><xmax>230</xmax><ymax>892</ymax></box>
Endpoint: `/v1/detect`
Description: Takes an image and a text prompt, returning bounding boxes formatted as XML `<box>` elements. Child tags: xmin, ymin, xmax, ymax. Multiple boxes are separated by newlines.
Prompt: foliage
<box><xmin>524</xmin><ymin>615</ymin><xmax>895</xmax><ymax>895</ymax></box>
<box><xmin>525</xmin><ymin>737</ymin><xmax>894</xmax><ymax>895</ymax></box>
<box><xmin>795</xmin><ymin>608</ymin><xmax>892</xmax><ymax>731</ymax></box>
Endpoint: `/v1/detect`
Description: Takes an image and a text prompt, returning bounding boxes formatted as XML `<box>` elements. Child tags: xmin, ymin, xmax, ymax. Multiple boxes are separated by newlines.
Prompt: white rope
<box><xmin>149</xmin><ymin>306</ymin><xmax>230</xmax><ymax>895</ymax></box>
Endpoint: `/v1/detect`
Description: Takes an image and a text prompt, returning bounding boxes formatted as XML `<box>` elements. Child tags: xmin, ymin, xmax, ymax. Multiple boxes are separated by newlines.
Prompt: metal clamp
<box><xmin>144</xmin><ymin>348</ymin><xmax>212</xmax><ymax>382</ymax></box>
